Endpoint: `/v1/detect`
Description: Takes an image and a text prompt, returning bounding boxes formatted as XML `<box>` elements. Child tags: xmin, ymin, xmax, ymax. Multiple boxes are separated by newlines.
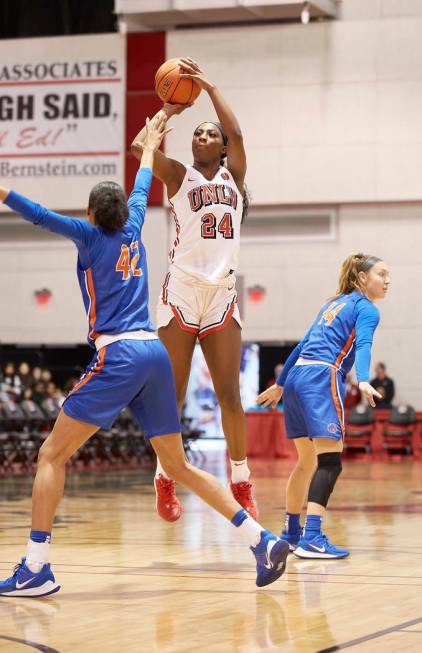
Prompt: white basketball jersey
<box><xmin>168</xmin><ymin>165</ymin><xmax>243</xmax><ymax>284</ymax></box>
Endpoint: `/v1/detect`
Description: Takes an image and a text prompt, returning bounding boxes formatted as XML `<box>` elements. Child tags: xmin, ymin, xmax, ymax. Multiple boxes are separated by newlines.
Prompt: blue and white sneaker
<box><xmin>0</xmin><ymin>558</ymin><xmax>60</xmax><ymax>598</ymax></box>
<box><xmin>251</xmin><ymin>530</ymin><xmax>290</xmax><ymax>587</ymax></box>
<box><xmin>294</xmin><ymin>533</ymin><xmax>350</xmax><ymax>559</ymax></box>
<box><xmin>280</xmin><ymin>529</ymin><xmax>302</xmax><ymax>552</ymax></box>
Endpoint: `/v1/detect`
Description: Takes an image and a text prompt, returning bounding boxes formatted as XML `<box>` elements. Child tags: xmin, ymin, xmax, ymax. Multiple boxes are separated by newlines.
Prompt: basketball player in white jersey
<box><xmin>131</xmin><ymin>57</ymin><xmax>258</xmax><ymax>522</ymax></box>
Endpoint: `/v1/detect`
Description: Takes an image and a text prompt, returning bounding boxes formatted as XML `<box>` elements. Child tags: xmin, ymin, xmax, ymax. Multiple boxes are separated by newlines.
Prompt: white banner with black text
<box><xmin>0</xmin><ymin>33</ymin><xmax>125</xmax><ymax>210</ymax></box>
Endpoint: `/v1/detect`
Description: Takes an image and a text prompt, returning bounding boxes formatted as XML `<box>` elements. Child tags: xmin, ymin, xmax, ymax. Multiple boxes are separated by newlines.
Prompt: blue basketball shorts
<box><xmin>283</xmin><ymin>364</ymin><xmax>346</xmax><ymax>441</ymax></box>
<box><xmin>63</xmin><ymin>339</ymin><xmax>181</xmax><ymax>438</ymax></box>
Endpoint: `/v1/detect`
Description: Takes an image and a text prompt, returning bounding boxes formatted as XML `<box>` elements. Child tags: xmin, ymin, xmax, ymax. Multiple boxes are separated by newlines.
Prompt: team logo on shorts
<box><xmin>327</xmin><ymin>423</ymin><xmax>338</xmax><ymax>434</ymax></box>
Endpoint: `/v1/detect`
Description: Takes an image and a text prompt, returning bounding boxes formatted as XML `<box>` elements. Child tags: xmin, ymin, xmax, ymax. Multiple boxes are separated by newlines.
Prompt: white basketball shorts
<box><xmin>157</xmin><ymin>271</ymin><xmax>242</xmax><ymax>339</ymax></box>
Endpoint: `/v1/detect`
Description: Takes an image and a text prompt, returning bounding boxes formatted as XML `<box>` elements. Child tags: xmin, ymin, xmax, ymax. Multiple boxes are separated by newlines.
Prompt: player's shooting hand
<box><xmin>143</xmin><ymin>115</ymin><xmax>173</xmax><ymax>151</ymax></box>
<box><xmin>359</xmin><ymin>381</ymin><xmax>382</xmax><ymax>408</ymax></box>
<box><xmin>256</xmin><ymin>384</ymin><xmax>283</xmax><ymax>410</ymax></box>
<box><xmin>178</xmin><ymin>57</ymin><xmax>215</xmax><ymax>92</ymax></box>
<box><xmin>162</xmin><ymin>102</ymin><xmax>194</xmax><ymax>117</ymax></box>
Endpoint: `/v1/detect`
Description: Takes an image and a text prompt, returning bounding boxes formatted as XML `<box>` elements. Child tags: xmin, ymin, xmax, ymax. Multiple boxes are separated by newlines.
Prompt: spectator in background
<box><xmin>344</xmin><ymin>373</ymin><xmax>361</xmax><ymax>409</ymax></box>
<box><xmin>370</xmin><ymin>362</ymin><xmax>395</xmax><ymax>409</ymax></box>
<box><xmin>266</xmin><ymin>363</ymin><xmax>284</xmax><ymax>389</ymax></box>
<box><xmin>31</xmin><ymin>367</ymin><xmax>42</xmax><ymax>384</ymax></box>
<box><xmin>41</xmin><ymin>369</ymin><xmax>52</xmax><ymax>384</ymax></box>
<box><xmin>46</xmin><ymin>381</ymin><xmax>65</xmax><ymax>406</ymax></box>
<box><xmin>22</xmin><ymin>387</ymin><xmax>33</xmax><ymax>401</ymax></box>
<box><xmin>18</xmin><ymin>361</ymin><xmax>32</xmax><ymax>394</ymax></box>
<box><xmin>1</xmin><ymin>362</ymin><xmax>21</xmax><ymax>400</ymax></box>
<box><xmin>32</xmin><ymin>381</ymin><xmax>47</xmax><ymax>406</ymax></box>
<box><xmin>63</xmin><ymin>377</ymin><xmax>80</xmax><ymax>396</ymax></box>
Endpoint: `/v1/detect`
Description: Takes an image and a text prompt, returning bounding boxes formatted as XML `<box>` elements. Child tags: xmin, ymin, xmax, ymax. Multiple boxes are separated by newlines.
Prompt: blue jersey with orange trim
<box><xmin>277</xmin><ymin>291</ymin><xmax>380</xmax><ymax>386</ymax></box>
<box><xmin>4</xmin><ymin>167</ymin><xmax>155</xmax><ymax>347</ymax></box>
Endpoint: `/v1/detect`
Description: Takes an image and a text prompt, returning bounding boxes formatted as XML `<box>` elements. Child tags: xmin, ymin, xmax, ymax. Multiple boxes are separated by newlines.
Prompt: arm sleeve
<box><xmin>4</xmin><ymin>191</ymin><xmax>98</xmax><ymax>247</ymax></box>
<box><xmin>127</xmin><ymin>167</ymin><xmax>153</xmax><ymax>228</ymax></box>
<box><xmin>276</xmin><ymin>322</ymin><xmax>315</xmax><ymax>387</ymax></box>
<box><xmin>354</xmin><ymin>302</ymin><xmax>380</xmax><ymax>383</ymax></box>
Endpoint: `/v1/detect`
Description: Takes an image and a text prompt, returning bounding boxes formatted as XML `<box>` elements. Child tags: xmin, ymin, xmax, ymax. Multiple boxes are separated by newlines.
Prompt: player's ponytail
<box><xmin>88</xmin><ymin>181</ymin><xmax>129</xmax><ymax>232</ymax></box>
<box><xmin>337</xmin><ymin>253</ymin><xmax>382</xmax><ymax>295</ymax></box>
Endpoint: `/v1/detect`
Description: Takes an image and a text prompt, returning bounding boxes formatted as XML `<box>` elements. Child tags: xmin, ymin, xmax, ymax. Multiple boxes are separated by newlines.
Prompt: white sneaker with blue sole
<box><xmin>0</xmin><ymin>558</ymin><xmax>60</xmax><ymax>598</ymax></box>
<box><xmin>294</xmin><ymin>533</ymin><xmax>349</xmax><ymax>559</ymax></box>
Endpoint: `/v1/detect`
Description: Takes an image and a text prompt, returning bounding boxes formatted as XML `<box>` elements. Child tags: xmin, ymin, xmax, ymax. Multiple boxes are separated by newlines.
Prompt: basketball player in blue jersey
<box><xmin>131</xmin><ymin>57</ymin><xmax>258</xmax><ymax>524</ymax></box>
<box><xmin>0</xmin><ymin>115</ymin><xmax>288</xmax><ymax>598</ymax></box>
<box><xmin>257</xmin><ymin>254</ymin><xmax>390</xmax><ymax>558</ymax></box>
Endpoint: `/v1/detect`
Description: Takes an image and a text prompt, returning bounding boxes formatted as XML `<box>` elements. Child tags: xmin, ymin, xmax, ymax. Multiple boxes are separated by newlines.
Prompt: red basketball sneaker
<box><xmin>230</xmin><ymin>481</ymin><xmax>259</xmax><ymax>520</ymax></box>
<box><xmin>154</xmin><ymin>475</ymin><xmax>182</xmax><ymax>522</ymax></box>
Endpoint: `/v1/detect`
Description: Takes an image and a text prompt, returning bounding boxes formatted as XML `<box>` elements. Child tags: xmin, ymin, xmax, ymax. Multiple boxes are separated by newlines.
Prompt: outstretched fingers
<box><xmin>179</xmin><ymin>57</ymin><xmax>202</xmax><ymax>73</ymax></box>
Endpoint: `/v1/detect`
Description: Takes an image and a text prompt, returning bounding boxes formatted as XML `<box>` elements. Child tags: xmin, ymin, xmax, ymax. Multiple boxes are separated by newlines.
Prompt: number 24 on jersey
<box><xmin>201</xmin><ymin>212</ymin><xmax>233</xmax><ymax>239</ymax></box>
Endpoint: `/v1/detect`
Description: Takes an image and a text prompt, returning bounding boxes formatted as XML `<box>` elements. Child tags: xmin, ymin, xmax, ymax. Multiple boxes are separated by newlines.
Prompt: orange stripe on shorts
<box><xmin>86</xmin><ymin>268</ymin><xmax>97</xmax><ymax>334</ymax></box>
<box><xmin>68</xmin><ymin>347</ymin><xmax>106</xmax><ymax>397</ymax></box>
<box><xmin>331</xmin><ymin>367</ymin><xmax>344</xmax><ymax>437</ymax></box>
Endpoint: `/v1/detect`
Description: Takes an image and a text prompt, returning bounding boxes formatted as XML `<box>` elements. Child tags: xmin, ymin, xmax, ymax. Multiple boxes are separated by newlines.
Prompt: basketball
<box><xmin>155</xmin><ymin>58</ymin><xmax>201</xmax><ymax>105</ymax></box>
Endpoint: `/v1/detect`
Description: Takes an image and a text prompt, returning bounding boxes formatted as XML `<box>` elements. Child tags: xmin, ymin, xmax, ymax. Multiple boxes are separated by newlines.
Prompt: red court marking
<box><xmin>0</xmin><ymin>151</ymin><xmax>119</xmax><ymax>158</ymax></box>
<box><xmin>0</xmin><ymin>78</ymin><xmax>121</xmax><ymax>87</ymax></box>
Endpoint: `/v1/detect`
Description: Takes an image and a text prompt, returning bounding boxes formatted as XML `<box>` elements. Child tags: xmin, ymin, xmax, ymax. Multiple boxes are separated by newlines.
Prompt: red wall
<box><xmin>125</xmin><ymin>33</ymin><xmax>165</xmax><ymax>206</ymax></box>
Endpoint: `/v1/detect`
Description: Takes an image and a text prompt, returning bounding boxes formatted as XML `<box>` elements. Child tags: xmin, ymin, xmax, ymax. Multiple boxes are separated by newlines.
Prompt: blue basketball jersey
<box><xmin>278</xmin><ymin>290</ymin><xmax>380</xmax><ymax>386</ymax></box>
<box><xmin>5</xmin><ymin>168</ymin><xmax>154</xmax><ymax>347</ymax></box>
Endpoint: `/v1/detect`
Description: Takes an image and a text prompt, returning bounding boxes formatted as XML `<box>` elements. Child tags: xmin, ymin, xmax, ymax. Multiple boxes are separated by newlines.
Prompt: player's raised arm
<box><xmin>128</xmin><ymin>114</ymin><xmax>173</xmax><ymax>225</ymax></box>
<box><xmin>140</xmin><ymin>114</ymin><xmax>173</xmax><ymax>169</ymax></box>
<box><xmin>0</xmin><ymin>185</ymin><xmax>97</xmax><ymax>246</ymax></box>
<box><xmin>130</xmin><ymin>98</ymin><xmax>189</xmax><ymax>196</ymax></box>
<box><xmin>179</xmin><ymin>57</ymin><xmax>247</xmax><ymax>192</ymax></box>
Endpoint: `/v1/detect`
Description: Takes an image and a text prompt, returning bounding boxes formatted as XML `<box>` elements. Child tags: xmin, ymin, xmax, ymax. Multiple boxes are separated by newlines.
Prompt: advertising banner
<box><xmin>0</xmin><ymin>33</ymin><xmax>125</xmax><ymax>210</ymax></box>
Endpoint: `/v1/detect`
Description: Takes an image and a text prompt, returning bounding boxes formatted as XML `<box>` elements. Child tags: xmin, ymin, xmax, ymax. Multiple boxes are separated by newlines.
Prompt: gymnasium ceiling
<box><xmin>114</xmin><ymin>1</ymin><xmax>338</xmax><ymax>32</ymax></box>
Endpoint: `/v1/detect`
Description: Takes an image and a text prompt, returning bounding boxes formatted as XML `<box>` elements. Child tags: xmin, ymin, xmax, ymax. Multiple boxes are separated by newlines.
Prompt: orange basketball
<box><xmin>155</xmin><ymin>58</ymin><xmax>201</xmax><ymax>105</ymax></box>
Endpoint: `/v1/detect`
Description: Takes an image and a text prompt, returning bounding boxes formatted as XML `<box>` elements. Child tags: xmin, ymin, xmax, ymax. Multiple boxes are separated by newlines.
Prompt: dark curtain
<box><xmin>0</xmin><ymin>0</ymin><xmax>116</xmax><ymax>38</ymax></box>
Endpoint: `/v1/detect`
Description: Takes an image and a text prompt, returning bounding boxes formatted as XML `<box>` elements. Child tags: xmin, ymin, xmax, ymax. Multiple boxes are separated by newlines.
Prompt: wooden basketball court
<box><xmin>1</xmin><ymin>454</ymin><xmax>421</xmax><ymax>652</ymax></box>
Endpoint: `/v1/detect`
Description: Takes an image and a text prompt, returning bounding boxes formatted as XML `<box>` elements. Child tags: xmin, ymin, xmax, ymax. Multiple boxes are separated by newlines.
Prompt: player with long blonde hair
<box><xmin>258</xmin><ymin>254</ymin><xmax>390</xmax><ymax>558</ymax></box>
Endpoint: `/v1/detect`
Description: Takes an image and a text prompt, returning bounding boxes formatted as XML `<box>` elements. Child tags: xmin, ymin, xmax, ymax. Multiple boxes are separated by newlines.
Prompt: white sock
<box><xmin>233</xmin><ymin>512</ymin><xmax>263</xmax><ymax>548</ymax></box>
<box><xmin>26</xmin><ymin>539</ymin><xmax>50</xmax><ymax>573</ymax></box>
<box><xmin>230</xmin><ymin>458</ymin><xmax>250</xmax><ymax>484</ymax></box>
<box><xmin>155</xmin><ymin>458</ymin><xmax>171</xmax><ymax>480</ymax></box>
